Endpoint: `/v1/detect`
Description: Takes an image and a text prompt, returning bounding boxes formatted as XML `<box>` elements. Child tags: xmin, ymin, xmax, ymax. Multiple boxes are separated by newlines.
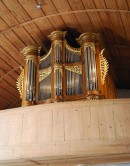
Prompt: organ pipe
<box><xmin>21</xmin><ymin>46</ymin><xmax>40</xmax><ymax>106</ymax></box>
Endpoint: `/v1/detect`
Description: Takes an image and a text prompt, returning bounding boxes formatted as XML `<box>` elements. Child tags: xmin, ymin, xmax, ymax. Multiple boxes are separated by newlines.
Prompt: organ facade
<box><xmin>17</xmin><ymin>31</ymin><xmax>116</xmax><ymax>106</ymax></box>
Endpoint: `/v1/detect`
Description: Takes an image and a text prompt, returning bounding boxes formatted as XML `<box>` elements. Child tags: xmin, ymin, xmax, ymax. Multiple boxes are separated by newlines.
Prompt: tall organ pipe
<box><xmin>21</xmin><ymin>46</ymin><xmax>39</xmax><ymax>106</ymax></box>
<box><xmin>26</xmin><ymin>59</ymin><xmax>36</xmax><ymax>101</ymax></box>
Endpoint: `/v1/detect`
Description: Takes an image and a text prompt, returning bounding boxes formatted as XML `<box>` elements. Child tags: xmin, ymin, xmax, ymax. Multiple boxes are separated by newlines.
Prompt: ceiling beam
<box><xmin>0</xmin><ymin>9</ymin><xmax>130</xmax><ymax>36</ymax></box>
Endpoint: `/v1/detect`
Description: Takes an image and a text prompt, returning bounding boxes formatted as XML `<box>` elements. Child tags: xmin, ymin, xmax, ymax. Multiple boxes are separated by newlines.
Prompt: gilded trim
<box><xmin>100</xmin><ymin>49</ymin><xmax>109</xmax><ymax>85</ymax></box>
<box><xmin>54</xmin><ymin>64</ymin><xmax>62</xmax><ymax>74</ymax></box>
<box><xmin>84</xmin><ymin>42</ymin><xmax>95</xmax><ymax>52</ymax></box>
<box><xmin>16</xmin><ymin>67</ymin><xmax>24</xmax><ymax>99</ymax></box>
<box><xmin>25</xmin><ymin>55</ymin><xmax>37</xmax><ymax>64</ymax></box>
<box><xmin>65</xmin><ymin>40</ymin><xmax>81</xmax><ymax>54</ymax></box>
<box><xmin>39</xmin><ymin>67</ymin><xmax>52</xmax><ymax>81</ymax></box>
<box><xmin>40</xmin><ymin>47</ymin><xmax>52</xmax><ymax>62</ymax></box>
<box><xmin>65</xmin><ymin>65</ymin><xmax>82</xmax><ymax>74</ymax></box>
<box><xmin>53</xmin><ymin>40</ymin><xmax>63</xmax><ymax>46</ymax></box>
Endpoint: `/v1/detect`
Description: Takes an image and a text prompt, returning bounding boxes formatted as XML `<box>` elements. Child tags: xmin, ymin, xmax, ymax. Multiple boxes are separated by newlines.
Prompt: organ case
<box><xmin>17</xmin><ymin>31</ymin><xmax>116</xmax><ymax>106</ymax></box>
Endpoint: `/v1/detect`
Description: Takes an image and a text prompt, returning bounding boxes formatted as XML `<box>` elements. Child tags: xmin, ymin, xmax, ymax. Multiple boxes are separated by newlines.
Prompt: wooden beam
<box><xmin>0</xmin><ymin>9</ymin><xmax>130</xmax><ymax>36</ymax></box>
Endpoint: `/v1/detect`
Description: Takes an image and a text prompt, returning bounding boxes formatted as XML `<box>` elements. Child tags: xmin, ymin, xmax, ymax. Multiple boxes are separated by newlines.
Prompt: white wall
<box><xmin>0</xmin><ymin>99</ymin><xmax>130</xmax><ymax>165</ymax></box>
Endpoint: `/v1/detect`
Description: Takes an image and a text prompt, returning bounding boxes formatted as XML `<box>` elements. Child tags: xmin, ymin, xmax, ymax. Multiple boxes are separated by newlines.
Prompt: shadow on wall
<box><xmin>117</xmin><ymin>89</ymin><xmax>130</xmax><ymax>98</ymax></box>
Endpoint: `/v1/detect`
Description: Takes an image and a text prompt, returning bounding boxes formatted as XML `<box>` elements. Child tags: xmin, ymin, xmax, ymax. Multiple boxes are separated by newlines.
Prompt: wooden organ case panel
<box><xmin>18</xmin><ymin>31</ymin><xmax>116</xmax><ymax>106</ymax></box>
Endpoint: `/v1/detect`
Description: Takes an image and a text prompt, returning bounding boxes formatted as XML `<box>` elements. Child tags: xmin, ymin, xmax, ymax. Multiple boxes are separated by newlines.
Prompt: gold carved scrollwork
<box><xmin>40</xmin><ymin>47</ymin><xmax>52</xmax><ymax>62</ymax></box>
<box><xmin>65</xmin><ymin>65</ymin><xmax>82</xmax><ymax>74</ymax></box>
<box><xmin>54</xmin><ymin>64</ymin><xmax>62</xmax><ymax>74</ymax></box>
<box><xmin>25</xmin><ymin>55</ymin><xmax>37</xmax><ymax>64</ymax></box>
<box><xmin>65</xmin><ymin>40</ymin><xmax>81</xmax><ymax>54</ymax></box>
<box><xmin>54</xmin><ymin>40</ymin><xmax>62</xmax><ymax>46</ymax></box>
<box><xmin>84</xmin><ymin>43</ymin><xmax>95</xmax><ymax>52</ymax></box>
<box><xmin>100</xmin><ymin>49</ymin><xmax>109</xmax><ymax>85</ymax></box>
<box><xmin>39</xmin><ymin>67</ymin><xmax>52</xmax><ymax>81</ymax></box>
<box><xmin>16</xmin><ymin>67</ymin><xmax>24</xmax><ymax>99</ymax></box>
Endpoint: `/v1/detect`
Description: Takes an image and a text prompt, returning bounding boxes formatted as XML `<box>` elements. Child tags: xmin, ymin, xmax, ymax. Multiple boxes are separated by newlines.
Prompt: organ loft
<box><xmin>17</xmin><ymin>31</ymin><xmax>116</xmax><ymax>106</ymax></box>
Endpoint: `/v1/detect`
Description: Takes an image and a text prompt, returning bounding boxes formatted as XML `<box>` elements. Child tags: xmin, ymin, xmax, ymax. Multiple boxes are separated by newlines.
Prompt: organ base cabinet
<box><xmin>16</xmin><ymin>31</ymin><xmax>116</xmax><ymax>106</ymax></box>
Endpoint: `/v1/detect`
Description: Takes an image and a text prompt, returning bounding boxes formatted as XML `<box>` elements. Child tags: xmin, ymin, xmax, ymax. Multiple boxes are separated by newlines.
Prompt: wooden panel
<box><xmin>108</xmin><ymin>12</ymin><xmax>126</xmax><ymax>44</ymax></box>
<box><xmin>68</xmin><ymin>0</ymin><xmax>85</xmax><ymax>10</ymax></box>
<box><xmin>53</xmin><ymin>108</ymin><xmax>64</xmax><ymax>141</ymax></box>
<box><xmin>61</xmin><ymin>14</ymin><xmax>83</xmax><ymax>33</ymax></box>
<box><xmin>105</xmin><ymin>106</ymin><xmax>116</xmax><ymax>139</ymax></box>
<box><xmin>18</xmin><ymin>0</ymin><xmax>44</xmax><ymax>18</ymax></box>
<box><xmin>98</xmin><ymin>106</ymin><xmax>108</xmax><ymax>139</ymax></box>
<box><xmin>35</xmin><ymin>18</ymin><xmax>55</xmax><ymax>37</ymax></box>
<box><xmin>2</xmin><ymin>0</ymin><xmax>31</xmax><ymax>23</ymax></box>
<box><xmin>0</xmin><ymin>96</ymin><xmax>10</xmax><ymax>110</ymax></box>
<box><xmin>23</xmin><ymin>22</ymin><xmax>47</xmax><ymax>46</ymax></box>
<box><xmin>75</xmin><ymin>12</ymin><xmax>95</xmax><ymax>32</ymax></box>
<box><xmin>0</xmin><ymin>86</ymin><xmax>18</xmax><ymax>104</ymax></box>
<box><xmin>97</xmin><ymin>12</ymin><xmax>116</xmax><ymax>44</ymax></box>
<box><xmin>87</xmin><ymin>11</ymin><xmax>103</xmax><ymax>32</ymax></box>
<box><xmin>120</xmin><ymin>13</ymin><xmax>130</xmax><ymax>40</ymax></box>
<box><xmin>0</xmin><ymin>69</ymin><xmax>17</xmax><ymax>85</ymax></box>
<box><xmin>38</xmin><ymin>110</ymin><xmax>52</xmax><ymax>142</ymax></box>
<box><xmin>90</xmin><ymin>106</ymin><xmax>100</xmax><ymax>139</ymax></box>
<box><xmin>0</xmin><ymin>80</ymin><xmax>19</xmax><ymax>99</ymax></box>
<box><xmin>0</xmin><ymin>0</ymin><xmax>129</xmax><ymax>110</ymax></box>
<box><xmin>0</xmin><ymin>116</ymin><xmax>10</xmax><ymax>145</ymax></box>
<box><xmin>113</xmin><ymin>105</ymin><xmax>124</xmax><ymax>139</ymax></box>
<box><xmin>41</xmin><ymin>0</ymin><xmax>57</xmax><ymax>15</ymax></box>
<box><xmin>0</xmin><ymin>100</ymin><xmax>130</xmax><ymax>162</ymax></box>
<box><xmin>116</xmin><ymin>0</ymin><xmax>129</xmax><ymax>9</ymax></box>
<box><xmin>81</xmin><ymin>107</ymin><xmax>91</xmax><ymax>139</ymax></box>
<box><xmin>82</xmin><ymin>0</ymin><xmax>96</xmax><ymax>9</ymax></box>
<box><xmin>8</xmin><ymin>113</ymin><xmax>22</xmax><ymax>146</ymax></box>
<box><xmin>0</xmin><ymin>57</ymin><xmax>18</xmax><ymax>77</ymax></box>
<box><xmin>0</xmin><ymin>18</ymin><xmax>9</xmax><ymax>31</ymax></box>
<box><xmin>0</xmin><ymin>1</ymin><xmax>18</xmax><ymax>27</ymax></box>
<box><xmin>121</xmin><ymin>105</ymin><xmax>130</xmax><ymax>138</ymax></box>
<box><xmin>0</xmin><ymin>35</ymin><xmax>24</xmax><ymax>64</ymax></box>
<box><xmin>64</xmin><ymin>108</ymin><xmax>76</xmax><ymax>140</ymax></box>
<box><xmin>49</xmin><ymin>16</ymin><xmax>66</xmax><ymax>30</ymax></box>
<box><xmin>14</xmin><ymin>26</ymin><xmax>38</xmax><ymax>46</ymax></box>
<box><xmin>4</xmin><ymin>31</ymin><xmax>26</xmax><ymax>50</ymax></box>
<box><xmin>52</xmin><ymin>0</ymin><xmax>71</xmax><ymax>12</ymax></box>
<box><xmin>93</xmin><ymin>0</ymin><xmax>106</xmax><ymax>8</ymax></box>
<box><xmin>104</xmin><ymin>0</ymin><xmax>118</xmax><ymax>9</ymax></box>
<box><xmin>22</xmin><ymin>111</ymin><xmax>38</xmax><ymax>144</ymax></box>
<box><xmin>74</xmin><ymin>108</ymin><xmax>84</xmax><ymax>140</ymax></box>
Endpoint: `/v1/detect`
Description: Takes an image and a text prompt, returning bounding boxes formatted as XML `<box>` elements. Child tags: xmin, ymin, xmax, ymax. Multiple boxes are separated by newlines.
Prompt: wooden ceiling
<box><xmin>0</xmin><ymin>0</ymin><xmax>130</xmax><ymax>110</ymax></box>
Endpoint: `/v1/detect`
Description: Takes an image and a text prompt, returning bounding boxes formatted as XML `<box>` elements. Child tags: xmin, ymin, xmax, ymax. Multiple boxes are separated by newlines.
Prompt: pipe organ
<box><xmin>17</xmin><ymin>31</ymin><xmax>116</xmax><ymax>106</ymax></box>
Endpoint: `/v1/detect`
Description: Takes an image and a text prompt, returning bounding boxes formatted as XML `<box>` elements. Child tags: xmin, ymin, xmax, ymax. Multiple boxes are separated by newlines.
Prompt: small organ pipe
<box><xmin>30</xmin><ymin>60</ymin><xmax>33</xmax><ymax>100</ymax></box>
<box><xmin>72</xmin><ymin>72</ymin><xmax>74</xmax><ymax>95</ymax></box>
<box><xmin>33</xmin><ymin>63</ymin><xmax>35</xmax><ymax>100</ymax></box>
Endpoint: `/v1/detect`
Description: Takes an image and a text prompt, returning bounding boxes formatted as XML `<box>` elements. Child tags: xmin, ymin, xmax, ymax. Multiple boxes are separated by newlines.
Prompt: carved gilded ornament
<box><xmin>16</xmin><ymin>67</ymin><xmax>24</xmax><ymax>99</ymax></box>
<box><xmin>84</xmin><ymin>43</ymin><xmax>95</xmax><ymax>52</ymax></box>
<box><xmin>65</xmin><ymin>65</ymin><xmax>82</xmax><ymax>74</ymax></box>
<box><xmin>40</xmin><ymin>47</ymin><xmax>52</xmax><ymax>62</ymax></box>
<box><xmin>100</xmin><ymin>49</ymin><xmax>109</xmax><ymax>85</ymax></box>
<box><xmin>54</xmin><ymin>64</ymin><xmax>62</xmax><ymax>74</ymax></box>
<box><xmin>25</xmin><ymin>55</ymin><xmax>37</xmax><ymax>64</ymax></box>
<box><xmin>39</xmin><ymin>67</ymin><xmax>52</xmax><ymax>81</ymax></box>
<box><xmin>65</xmin><ymin>40</ymin><xmax>81</xmax><ymax>54</ymax></box>
<box><xmin>48</xmin><ymin>31</ymin><xmax>66</xmax><ymax>41</ymax></box>
<box><xmin>54</xmin><ymin>40</ymin><xmax>63</xmax><ymax>46</ymax></box>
